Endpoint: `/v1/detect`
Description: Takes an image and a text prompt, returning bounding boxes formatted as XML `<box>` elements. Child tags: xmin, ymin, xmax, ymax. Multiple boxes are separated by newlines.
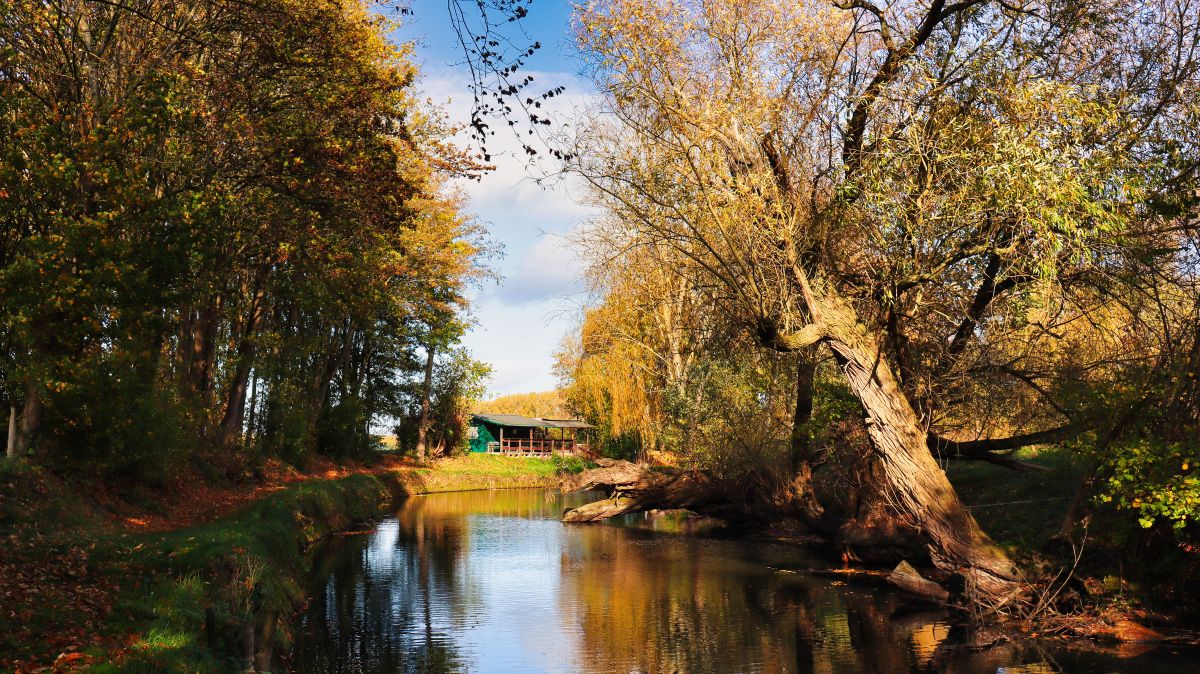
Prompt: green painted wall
<box><xmin>469</xmin><ymin>420</ymin><xmax>499</xmax><ymax>453</ymax></box>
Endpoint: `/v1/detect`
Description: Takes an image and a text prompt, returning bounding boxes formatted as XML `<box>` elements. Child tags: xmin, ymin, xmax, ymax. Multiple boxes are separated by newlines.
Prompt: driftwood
<box><xmin>559</xmin><ymin>457</ymin><xmax>648</xmax><ymax>494</ymax></box>
<box><xmin>887</xmin><ymin>560</ymin><xmax>950</xmax><ymax>603</ymax></box>
<box><xmin>560</xmin><ymin>459</ymin><xmax>739</xmax><ymax>523</ymax></box>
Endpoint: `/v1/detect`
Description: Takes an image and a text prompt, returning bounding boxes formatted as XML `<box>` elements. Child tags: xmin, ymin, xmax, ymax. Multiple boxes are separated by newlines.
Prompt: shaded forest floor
<box><xmin>0</xmin><ymin>453</ymin><xmax>569</xmax><ymax>673</ymax></box>
<box><xmin>947</xmin><ymin>449</ymin><xmax>1200</xmax><ymax>642</ymax></box>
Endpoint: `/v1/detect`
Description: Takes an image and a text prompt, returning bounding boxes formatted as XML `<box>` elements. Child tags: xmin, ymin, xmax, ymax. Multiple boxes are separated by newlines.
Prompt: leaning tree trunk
<box><xmin>816</xmin><ymin>292</ymin><xmax>1019</xmax><ymax>603</ymax></box>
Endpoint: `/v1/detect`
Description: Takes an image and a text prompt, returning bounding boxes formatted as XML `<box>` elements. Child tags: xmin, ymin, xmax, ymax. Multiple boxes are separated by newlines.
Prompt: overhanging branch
<box><xmin>927</xmin><ymin>422</ymin><xmax>1092</xmax><ymax>472</ymax></box>
<box><xmin>756</xmin><ymin>319</ymin><xmax>826</xmax><ymax>353</ymax></box>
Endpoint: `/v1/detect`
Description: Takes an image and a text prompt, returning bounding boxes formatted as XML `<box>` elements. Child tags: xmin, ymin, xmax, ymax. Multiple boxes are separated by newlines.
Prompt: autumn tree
<box><xmin>569</xmin><ymin>0</ymin><xmax>1200</xmax><ymax>601</ymax></box>
<box><xmin>474</xmin><ymin>391</ymin><xmax>569</xmax><ymax>419</ymax></box>
<box><xmin>0</xmin><ymin>0</ymin><xmax>487</xmax><ymax>477</ymax></box>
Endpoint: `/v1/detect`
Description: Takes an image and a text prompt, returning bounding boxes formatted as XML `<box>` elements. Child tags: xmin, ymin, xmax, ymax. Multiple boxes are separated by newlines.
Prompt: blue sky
<box><xmin>394</xmin><ymin>2</ymin><xmax>595</xmax><ymax>398</ymax></box>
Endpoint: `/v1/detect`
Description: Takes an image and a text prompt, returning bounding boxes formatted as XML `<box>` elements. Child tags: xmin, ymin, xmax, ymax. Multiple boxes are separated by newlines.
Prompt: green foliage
<box><xmin>1098</xmin><ymin>440</ymin><xmax>1200</xmax><ymax>531</ymax></box>
<box><xmin>40</xmin><ymin>357</ymin><xmax>191</xmax><ymax>485</ymax></box>
<box><xmin>551</xmin><ymin>454</ymin><xmax>590</xmax><ymax>474</ymax></box>
<box><xmin>317</xmin><ymin>398</ymin><xmax>374</xmax><ymax>461</ymax></box>
<box><xmin>394</xmin><ymin>347</ymin><xmax>492</xmax><ymax>456</ymax></box>
<box><xmin>947</xmin><ymin>448</ymin><xmax>1084</xmax><ymax>549</ymax></box>
<box><xmin>0</xmin><ymin>0</ymin><xmax>487</xmax><ymax>482</ymax></box>
<box><xmin>597</xmin><ymin>431</ymin><xmax>642</xmax><ymax>462</ymax></box>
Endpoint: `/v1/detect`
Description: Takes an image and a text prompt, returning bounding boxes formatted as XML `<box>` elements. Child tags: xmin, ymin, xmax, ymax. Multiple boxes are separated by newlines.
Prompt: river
<box><xmin>291</xmin><ymin>488</ymin><xmax>1198</xmax><ymax>673</ymax></box>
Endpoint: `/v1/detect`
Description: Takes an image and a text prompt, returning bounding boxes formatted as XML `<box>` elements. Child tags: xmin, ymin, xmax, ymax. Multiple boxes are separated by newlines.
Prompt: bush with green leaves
<box><xmin>1098</xmin><ymin>439</ymin><xmax>1199</xmax><ymax>531</ymax></box>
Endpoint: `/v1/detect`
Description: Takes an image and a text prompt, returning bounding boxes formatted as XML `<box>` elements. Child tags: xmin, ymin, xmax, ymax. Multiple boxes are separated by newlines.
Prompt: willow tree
<box><xmin>571</xmin><ymin>0</ymin><xmax>1200</xmax><ymax>601</ymax></box>
<box><xmin>557</xmin><ymin>237</ymin><xmax>713</xmax><ymax>458</ymax></box>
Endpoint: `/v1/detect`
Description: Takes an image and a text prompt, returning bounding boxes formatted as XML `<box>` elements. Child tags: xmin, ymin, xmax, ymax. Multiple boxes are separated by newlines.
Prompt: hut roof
<box><xmin>472</xmin><ymin>413</ymin><xmax>593</xmax><ymax>429</ymax></box>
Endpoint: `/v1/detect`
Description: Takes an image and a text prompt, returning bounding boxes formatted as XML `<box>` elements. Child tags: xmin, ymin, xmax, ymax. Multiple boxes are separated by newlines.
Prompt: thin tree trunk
<box><xmin>217</xmin><ymin>274</ymin><xmax>268</xmax><ymax>451</ymax></box>
<box><xmin>246</xmin><ymin>373</ymin><xmax>258</xmax><ymax>447</ymax></box>
<box><xmin>6</xmin><ymin>405</ymin><xmax>16</xmax><ymax>458</ymax></box>
<box><xmin>415</xmin><ymin>346</ymin><xmax>435</xmax><ymax>461</ymax></box>
<box><xmin>306</xmin><ymin>320</ymin><xmax>354</xmax><ymax>446</ymax></box>
<box><xmin>788</xmin><ymin>354</ymin><xmax>825</xmax><ymax>525</ymax></box>
<box><xmin>186</xmin><ymin>294</ymin><xmax>222</xmax><ymax>407</ymax></box>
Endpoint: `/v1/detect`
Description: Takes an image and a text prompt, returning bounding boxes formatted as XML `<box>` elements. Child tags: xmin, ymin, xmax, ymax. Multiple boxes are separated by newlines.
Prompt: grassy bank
<box><xmin>0</xmin><ymin>454</ymin><xmax>576</xmax><ymax>673</ymax></box>
<box><xmin>947</xmin><ymin>447</ymin><xmax>1083</xmax><ymax>552</ymax></box>
<box><xmin>399</xmin><ymin>453</ymin><xmax>583</xmax><ymax>490</ymax></box>
<box><xmin>948</xmin><ymin>447</ymin><xmax>1199</xmax><ymax>632</ymax></box>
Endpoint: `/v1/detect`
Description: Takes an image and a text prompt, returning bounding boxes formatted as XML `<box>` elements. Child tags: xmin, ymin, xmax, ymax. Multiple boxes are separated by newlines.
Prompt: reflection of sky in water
<box><xmin>458</xmin><ymin>516</ymin><xmax>577</xmax><ymax>673</ymax></box>
<box><xmin>293</xmin><ymin>489</ymin><xmax>1200</xmax><ymax>674</ymax></box>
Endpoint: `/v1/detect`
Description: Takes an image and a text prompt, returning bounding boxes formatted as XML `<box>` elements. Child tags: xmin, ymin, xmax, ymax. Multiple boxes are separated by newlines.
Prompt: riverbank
<box><xmin>0</xmin><ymin>453</ymin><xmax>577</xmax><ymax>673</ymax></box>
<box><xmin>561</xmin><ymin>450</ymin><xmax>1199</xmax><ymax>644</ymax></box>
<box><xmin>947</xmin><ymin>449</ymin><xmax>1199</xmax><ymax>643</ymax></box>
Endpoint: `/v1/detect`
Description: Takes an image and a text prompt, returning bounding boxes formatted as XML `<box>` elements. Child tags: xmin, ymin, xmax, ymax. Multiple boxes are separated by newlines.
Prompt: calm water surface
<box><xmin>292</xmin><ymin>489</ymin><xmax>1199</xmax><ymax>673</ymax></box>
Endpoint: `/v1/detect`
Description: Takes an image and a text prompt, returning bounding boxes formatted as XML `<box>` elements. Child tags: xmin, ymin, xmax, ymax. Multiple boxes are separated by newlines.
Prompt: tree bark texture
<box><xmin>415</xmin><ymin>346</ymin><xmax>435</xmax><ymax>461</ymax></box>
<box><xmin>561</xmin><ymin>460</ymin><xmax>736</xmax><ymax>523</ymax></box>
<box><xmin>815</xmin><ymin>289</ymin><xmax>1019</xmax><ymax>602</ymax></box>
<box><xmin>217</xmin><ymin>277</ymin><xmax>268</xmax><ymax>451</ymax></box>
<box><xmin>16</xmin><ymin>382</ymin><xmax>42</xmax><ymax>456</ymax></box>
<box><xmin>6</xmin><ymin>405</ymin><xmax>16</xmax><ymax>458</ymax></box>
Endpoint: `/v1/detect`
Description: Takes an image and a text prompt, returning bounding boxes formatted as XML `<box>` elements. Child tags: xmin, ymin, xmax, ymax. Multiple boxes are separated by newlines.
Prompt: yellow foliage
<box><xmin>473</xmin><ymin>391</ymin><xmax>569</xmax><ymax>419</ymax></box>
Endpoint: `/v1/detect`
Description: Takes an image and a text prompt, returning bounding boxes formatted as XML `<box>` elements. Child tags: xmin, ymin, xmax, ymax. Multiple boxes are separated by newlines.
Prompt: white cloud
<box><xmin>461</xmin><ymin>297</ymin><xmax>579</xmax><ymax>397</ymax></box>
<box><xmin>418</xmin><ymin>68</ymin><xmax>598</xmax><ymax>235</ymax></box>
<box><xmin>489</xmin><ymin>232</ymin><xmax>584</xmax><ymax>305</ymax></box>
<box><xmin>414</xmin><ymin>69</ymin><xmax>597</xmax><ymax>397</ymax></box>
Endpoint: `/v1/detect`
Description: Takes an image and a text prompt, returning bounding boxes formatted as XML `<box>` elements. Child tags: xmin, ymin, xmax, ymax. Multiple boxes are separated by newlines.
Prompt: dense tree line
<box><xmin>473</xmin><ymin>391</ymin><xmax>568</xmax><ymax>419</ymax></box>
<box><xmin>0</xmin><ymin>0</ymin><xmax>486</xmax><ymax>480</ymax></box>
<box><xmin>557</xmin><ymin>0</ymin><xmax>1200</xmax><ymax>603</ymax></box>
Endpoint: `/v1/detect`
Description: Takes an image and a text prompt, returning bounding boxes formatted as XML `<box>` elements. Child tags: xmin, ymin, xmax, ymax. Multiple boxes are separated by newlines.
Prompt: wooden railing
<box><xmin>486</xmin><ymin>439</ymin><xmax>591</xmax><ymax>457</ymax></box>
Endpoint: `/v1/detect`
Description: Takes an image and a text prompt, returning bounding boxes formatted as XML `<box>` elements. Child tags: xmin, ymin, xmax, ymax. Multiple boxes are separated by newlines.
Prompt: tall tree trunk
<box><xmin>218</xmin><ymin>343</ymin><xmax>257</xmax><ymax>452</ymax></box>
<box><xmin>217</xmin><ymin>275</ymin><xmax>268</xmax><ymax>451</ymax></box>
<box><xmin>788</xmin><ymin>354</ymin><xmax>825</xmax><ymax>525</ymax></box>
<box><xmin>6</xmin><ymin>405</ymin><xmax>16</xmax><ymax>459</ymax></box>
<box><xmin>306</xmin><ymin>320</ymin><xmax>354</xmax><ymax>447</ymax></box>
<box><xmin>16</xmin><ymin>382</ymin><xmax>42</xmax><ymax>456</ymax></box>
<box><xmin>246</xmin><ymin>374</ymin><xmax>258</xmax><ymax>447</ymax></box>
<box><xmin>814</xmin><ymin>290</ymin><xmax>1018</xmax><ymax>602</ymax></box>
<box><xmin>415</xmin><ymin>346</ymin><xmax>435</xmax><ymax>462</ymax></box>
<box><xmin>185</xmin><ymin>295</ymin><xmax>222</xmax><ymax>412</ymax></box>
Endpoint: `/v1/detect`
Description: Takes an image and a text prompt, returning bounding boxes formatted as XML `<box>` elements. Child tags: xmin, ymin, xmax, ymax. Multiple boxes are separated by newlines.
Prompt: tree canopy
<box><xmin>557</xmin><ymin>0</ymin><xmax>1200</xmax><ymax>602</ymax></box>
<box><xmin>0</xmin><ymin>0</ymin><xmax>488</xmax><ymax>477</ymax></box>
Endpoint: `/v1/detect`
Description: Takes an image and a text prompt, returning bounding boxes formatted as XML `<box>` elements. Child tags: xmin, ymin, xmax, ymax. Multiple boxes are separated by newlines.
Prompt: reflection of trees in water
<box><xmin>293</xmin><ymin>499</ymin><xmax>471</xmax><ymax>673</ymax></box>
<box><xmin>293</xmin><ymin>490</ymin><xmax>1089</xmax><ymax>674</ymax></box>
<box><xmin>558</xmin><ymin>526</ymin><xmax>1027</xmax><ymax>674</ymax></box>
<box><xmin>396</xmin><ymin>488</ymin><xmax>597</xmax><ymax>520</ymax></box>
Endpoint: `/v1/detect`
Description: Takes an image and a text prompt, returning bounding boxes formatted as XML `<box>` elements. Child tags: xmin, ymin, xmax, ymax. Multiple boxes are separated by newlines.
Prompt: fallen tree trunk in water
<box><xmin>560</xmin><ymin>459</ymin><xmax>751</xmax><ymax>524</ymax></box>
<box><xmin>887</xmin><ymin>560</ymin><xmax>950</xmax><ymax>603</ymax></box>
<box><xmin>562</xmin><ymin>459</ymin><xmax>1010</xmax><ymax>608</ymax></box>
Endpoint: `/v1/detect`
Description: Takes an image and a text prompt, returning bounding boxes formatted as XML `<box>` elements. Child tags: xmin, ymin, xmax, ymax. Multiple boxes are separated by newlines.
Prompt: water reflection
<box><xmin>292</xmin><ymin>489</ymin><xmax>1200</xmax><ymax>673</ymax></box>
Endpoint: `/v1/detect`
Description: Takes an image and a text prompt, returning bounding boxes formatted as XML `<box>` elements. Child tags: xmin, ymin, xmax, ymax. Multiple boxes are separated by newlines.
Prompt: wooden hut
<box><xmin>468</xmin><ymin>414</ymin><xmax>594</xmax><ymax>458</ymax></box>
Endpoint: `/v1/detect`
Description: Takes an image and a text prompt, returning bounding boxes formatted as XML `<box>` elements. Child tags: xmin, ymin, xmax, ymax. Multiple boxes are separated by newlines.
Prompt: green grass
<box><xmin>1</xmin><ymin>452</ymin><xmax>590</xmax><ymax>673</ymax></box>
<box><xmin>99</xmin><ymin>458</ymin><xmax>584</xmax><ymax>671</ymax></box>
<box><xmin>397</xmin><ymin>453</ymin><xmax>588</xmax><ymax>493</ymax></box>
<box><xmin>423</xmin><ymin>453</ymin><xmax>586</xmax><ymax>477</ymax></box>
<box><xmin>947</xmin><ymin>446</ymin><xmax>1084</xmax><ymax>552</ymax></box>
<box><xmin>94</xmin><ymin>472</ymin><xmax>401</xmax><ymax>673</ymax></box>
